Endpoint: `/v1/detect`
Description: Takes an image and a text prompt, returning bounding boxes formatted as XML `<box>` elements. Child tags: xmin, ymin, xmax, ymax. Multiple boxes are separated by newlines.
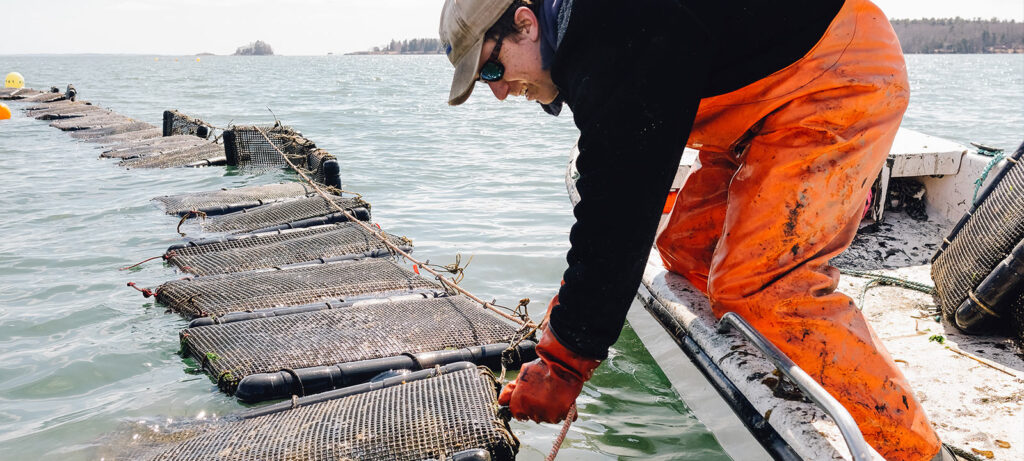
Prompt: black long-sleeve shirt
<box><xmin>547</xmin><ymin>0</ymin><xmax>845</xmax><ymax>359</ymax></box>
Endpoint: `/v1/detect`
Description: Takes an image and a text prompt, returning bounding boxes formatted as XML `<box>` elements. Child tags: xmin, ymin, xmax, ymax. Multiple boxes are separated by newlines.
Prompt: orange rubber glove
<box><xmin>498</xmin><ymin>326</ymin><xmax>601</xmax><ymax>423</ymax></box>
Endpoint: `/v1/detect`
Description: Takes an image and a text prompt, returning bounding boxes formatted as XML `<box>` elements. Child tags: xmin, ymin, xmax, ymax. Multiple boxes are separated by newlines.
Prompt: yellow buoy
<box><xmin>154</xmin><ymin>57</ymin><xmax>159</xmax><ymax>62</ymax></box>
<box><xmin>196</xmin><ymin>57</ymin><xmax>201</xmax><ymax>62</ymax></box>
<box><xmin>0</xmin><ymin>102</ymin><xmax>11</xmax><ymax>120</ymax></box>
<box><xmin>4</xmin><ymin>72</ymin><xmax>25</xmax><ymax>89</ymax></box>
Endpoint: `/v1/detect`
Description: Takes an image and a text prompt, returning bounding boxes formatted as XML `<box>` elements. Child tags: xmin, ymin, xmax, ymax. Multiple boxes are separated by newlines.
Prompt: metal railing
<box><xmin>717</xmin><ymin>312</ymin><xmax>874</xmax><ymax>461</ymax></box>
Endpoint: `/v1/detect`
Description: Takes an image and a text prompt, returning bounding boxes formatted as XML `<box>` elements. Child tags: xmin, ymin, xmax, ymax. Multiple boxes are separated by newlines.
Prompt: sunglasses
<box><xmin>478</xmin><ymin>34</ymin><xmax>505</xmax><ymax>82</ymax></box>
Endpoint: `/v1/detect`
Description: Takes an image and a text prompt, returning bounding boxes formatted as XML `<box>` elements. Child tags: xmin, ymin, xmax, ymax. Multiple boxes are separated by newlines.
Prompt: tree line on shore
<box><xmin>891</xmin><ymin>18</ymin><xmax>1023</xmax><ymax>53</ymax></box>
<box><xmin>354</xmin><ymin>18</ymin><xmax>1022</xmax><ymax>55</ymax></box>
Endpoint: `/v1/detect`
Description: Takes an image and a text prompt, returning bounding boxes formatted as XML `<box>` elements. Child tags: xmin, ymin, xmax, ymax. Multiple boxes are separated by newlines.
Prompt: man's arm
<box><xmin>548</xmin><ymin>0</ymin><xmax>710</xmax><ymax>359</ymax></box>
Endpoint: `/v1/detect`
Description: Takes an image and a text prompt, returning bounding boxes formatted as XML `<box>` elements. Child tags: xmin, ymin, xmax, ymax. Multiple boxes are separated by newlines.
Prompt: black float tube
<box><xmin>955</xmin><ymin>237</ymin><xmax>1024</xmax><ymax>333</ymax></box>
<box><xmin>234</xmin><ymin>341</ymin><xmax>537</xmax><ymax>403</ymax></box>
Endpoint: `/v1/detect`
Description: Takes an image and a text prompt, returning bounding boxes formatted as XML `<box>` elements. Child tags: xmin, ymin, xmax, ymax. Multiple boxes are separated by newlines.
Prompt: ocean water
<box><xmin>0</xmin><ymin>53</ymin><xmax>1021</xmax><ymax>461</ymax></box>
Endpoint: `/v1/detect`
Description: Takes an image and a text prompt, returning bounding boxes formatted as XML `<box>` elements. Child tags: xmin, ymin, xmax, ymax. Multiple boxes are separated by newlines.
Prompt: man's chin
<box><xmin>538</xmin><ymin>92</ymin><xmax>558</xmax><ymax>105</ymax></box>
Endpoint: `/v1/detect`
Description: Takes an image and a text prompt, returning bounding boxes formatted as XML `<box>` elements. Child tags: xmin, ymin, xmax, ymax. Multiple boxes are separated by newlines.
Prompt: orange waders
<box><xmin>654</xmin><ymin>0</ymin><xmax>941</xmax><ymax>459</ymax></box>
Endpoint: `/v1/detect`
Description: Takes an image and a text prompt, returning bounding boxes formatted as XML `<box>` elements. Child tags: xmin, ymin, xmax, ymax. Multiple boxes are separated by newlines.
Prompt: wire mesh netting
<box><xmin>223</xmin><ymin>125</ymin><xmax>342</xmax><ymax>188</ymax></box>
<box><xmin>223</xmin><ymin>124</ymin><xmax>299</xmax><ymax>166</ymax></box>
<box><xmin>62</xmin><ymin>120</ymin><xmax>155</xmax><ymax>137</ymax></box>
<box><xmin>197</xmin><ymin>195</ymin><xmax>370</xmax><ymax>234</ymax></box>
<box><xmin>25</xmin><ymin>91</ymin><xmax>68</xmax><ymax>103</ymax></box>
<box><xmin>152</xmin><ymin>182</ymin><xmax>316</xmax><ymax>216</ymax></box>
<box><xmin>163</xmin><ymin>110</ymin><xmax>214</xmax><ymax>138</ymax></box>
<box><xmin>0</xmin><ymin>88</ymin><xmax>42</xmax><ymax>100</ymax></box>
<box><xmin>181</xmin><ymin>295</ymin><xmax>518</xmax><ymax>389</ymax></box>
<box><xmin>167</xmin><ymin>223</ymin><xmax>412</xmax><ymax>275</ymax></box>
<box><xmin>30</xmin><ymin>103</ymin><xmax>105</xmax><ymax>119</ymax></box>
<box><xmin>24</xmin><ymin>99</ymin><xmax>79</xmax><ymax>113</ymax></box>
<box><xmin>101</xmin><ymin>135</ymin><xmax>212</xmax><ymax>159</ymax></box>
<box><xmin>88</xmin><ymin>128</ymin><xmax>163</xmax><ymax>145</ymax></box>
<box><xmin>120</xmin><ymin>143</ymin><xmax>225</xmax><ymax>169</ymax></box>
<box><xmin>105</xmin><ymin>366</ymin><xmax>518</xmax><ymax>461</ymax></box>
<box><xmin>933</xmin><ymin>144</ymin><xmax>1024</xmax><ymax>334</ymax></box>
<box><xmin>44</xmin><ymin>112</ymin><xmax>120</xmax><ymax>126</ymax></box>
<box><xmin>156</xmin><ymin>258</ymin><xmax>441</xmax><ymax>318</ymax></box>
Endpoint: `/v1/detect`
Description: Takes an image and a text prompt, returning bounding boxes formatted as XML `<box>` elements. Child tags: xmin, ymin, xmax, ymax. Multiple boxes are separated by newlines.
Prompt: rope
<box><xmin>971</xmin><ymin>146</ymin><xmax>1007</xmax><ymax>205</ymax></box>
<box><xmin>546</xmin><ymin>404</ymin><xmax>576</xmax><ymax>461</ymax></box>
<box><xmin>838</xmin><ymin>268</ymin><xmax>935</xmax><ymax>311</ymax></box>
<box><xmin>119</xmin><ymin>254</ymin><xmax>165</xmax><ymax>271</ymax></box>
<box><xmin>422</xmin><ymin>253</ymin><xmax>474</xmax><ymax>284</ymax></box>
<box><xmin>126</xmin><ymin>282</ymin><xmax>158</xmax><ymax>298</ymax></box>
<box><xmin>252</xmin><ymin>126</ymin><xmax>535</xmax><ymax>328</ymax></box>
<box><xmin>252</xmin><ymin>122</ymin><xmax>581</xmax><ymax>458</ymax></box>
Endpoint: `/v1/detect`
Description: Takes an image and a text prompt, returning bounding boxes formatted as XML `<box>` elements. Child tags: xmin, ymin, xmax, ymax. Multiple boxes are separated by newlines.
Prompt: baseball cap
<box><xmin>439</xmin><ymin>0</ymin><xmax>515</xmax><ymax>105</ymax></box>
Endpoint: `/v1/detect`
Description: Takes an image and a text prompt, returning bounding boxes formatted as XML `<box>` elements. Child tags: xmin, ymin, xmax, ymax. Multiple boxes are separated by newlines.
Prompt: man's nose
<box><xmin>487</xmin><ymin>81</ymin><xmax>509</xmax><ymax>101</ymax></box>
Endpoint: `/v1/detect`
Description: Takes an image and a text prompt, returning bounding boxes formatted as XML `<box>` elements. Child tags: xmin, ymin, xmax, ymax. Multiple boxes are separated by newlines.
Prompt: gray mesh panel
<box><xmin>932</xmin><ymin>149</ymin><xmax>1024</xmax><ymax>324</ymax></box>
<box><xmin>181</xmin><ymin>295</ymin><xmax>516</xmax><ymax>385</ymax></box>
<box><xmin>24</xmin><ymin>99</ymin><xmax>79</xmax><ymax>113</ymax></box>
<box><xmin>200</xmin><ymin>195</ymin><xmax>369</xmax><ymax>234</ymax></box>
<box><xmin>31</xmin><ymin>104</ymin><xmax>105</xmax><ymax>119</ymax></box>
<box><xmin>24</xmin><ymin>91</ymin><xmax>67</xmax><ymax>103</ymax></box>
<box><xmin>163</xmin><ymin>110</ymin><xmax>214</xmax><ymax>138</ymax></box>
<box><xmin>223</xmin><ymin>126</ymin><xmax>340</xmax><ymax>187</ymax></box>
<box><xmin>167</xmin><ymin>223</ymin><xmax>411</xmax><ymax>275</ymax></box>
<box><xmin>88</xmin><ymin>128</ymin><xmax>163</xmax><ymax>145</ymax></box>
<box><xmin>49</xmin><ymin>114</ymin><xmax>130</xmax><ymax>129</ymax></box>
<box><xmin>62</xmin><ymin>120</ymin><xmax>154</xmax><ymax>136</ymax></box>
<box><xmin>223</xmin><ymin>124</ymin><xmax>298</xmax><ymax>166</ymax></box>
<box><xmin>145</xmin><ymin>368</ymin><xmax>517</xmax><ymax>461</ymax></box>
<box><xmin>0</xmin><ymin>88</ymin><xmax>42</xmax><ymax>100</ymax></box>
<box><xmin>152</xmin><ymin>182</ymin><xmax>315</xmax><ymax>215</ymax></box>
<box><xmin>119</xmin><ymin>143</ymin><xmax>225</xmax><ymax>169</ymax></box>
<box><xmin>101</xmin><ymin>135</ymin><xmax>211</xmax><ymax>159</ymax></box>
<box><xmin>156</xmin><ymin>258</ymin><xmax>440</xmax><ymax>317</ymax></box>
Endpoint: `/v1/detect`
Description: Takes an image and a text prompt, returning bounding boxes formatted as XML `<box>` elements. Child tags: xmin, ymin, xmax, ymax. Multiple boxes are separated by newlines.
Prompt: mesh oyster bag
<box><xmin>223</xmin><ymin>125</ymin><xmax>342</xmax><ymax>188</ymax></box>
<box><xmin>195</xmin><ymin>195</ymin><xmax>370</xmax><ymax>234</ymax></box>
<box><xmin>163</xmin><ymin>110</ymin><xmax>214</xmax><ymax>138</ymax></box>
<box><xmin>932</xmin><ymin>142</ymin><xmax>1024</xmax><ymax>337</ymax></box>
<box><xmin>166</xmin><ymin>222</ymin><xmax>412</xmax><ymax>276</ymax></box>
<box><xmin>152</xmin><ymin>182</ymin><xmax>317</xmax><ymax>216</ymax></box>
<box><xmin>101</xmin><ymin>135</ymin><xmax>211</xmax><ymax>159</ymax></box>
<box><xmin>119</xmin><ymin>143</ymin><xmax>225</xmax><ymax>169</ymax></box>
<box><xmin>103</xmin><ymin>364</ymin><xmax>518</xmax><ymax>461</ymax></box>
<box><xmin>155</xmin><ymin>258</ymin><xmax>441</xmax><ymax>318</ymax></box>
<box><xmin>222</xmin><ymin>124</ymin><xmax>299</xmax><ymax>166</ymax></box>
<box><xmin>179</xmin><ymin>295</ymin><xmax>522</xmax><ymax>396</ymax></box>
<box><xmin>88</xmin><ymin>127</ymin><xmax>163</xmax><ymax>145</ymax></box>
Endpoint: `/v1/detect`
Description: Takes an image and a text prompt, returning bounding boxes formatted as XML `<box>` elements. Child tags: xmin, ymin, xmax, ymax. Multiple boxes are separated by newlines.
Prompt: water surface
<box><xmin>0</xmin><ymin>53</ymin><xmax>1020</xmax><ymax>460</ymax></box>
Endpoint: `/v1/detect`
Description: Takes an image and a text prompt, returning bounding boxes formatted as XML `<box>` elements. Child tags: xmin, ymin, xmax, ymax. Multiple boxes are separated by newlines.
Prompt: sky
<box><xmin>0</xmin><ymin>0</ymin><xmax>1021</xmax><ymax>55</ymax></box>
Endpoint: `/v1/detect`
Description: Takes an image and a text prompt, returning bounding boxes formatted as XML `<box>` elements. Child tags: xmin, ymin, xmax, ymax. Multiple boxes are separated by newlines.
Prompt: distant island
<box><xmin>234</xmin><ymin>40</ymin><xmax>274</xmax><ymax>56</ymax></box>
<box><xmin>347</xmin><ymin>38</ymin><xmax>444</xmax><ymax>55</ymax></box>
<box><xmin>892</xmin><ymin>18</ymin><xmax>1024</xmax><ymax>53</ymax></box>
<box><xmin>348</xmin><ymin>20</ymin><xmax>1021</xmax><ymax>55</ymax></box>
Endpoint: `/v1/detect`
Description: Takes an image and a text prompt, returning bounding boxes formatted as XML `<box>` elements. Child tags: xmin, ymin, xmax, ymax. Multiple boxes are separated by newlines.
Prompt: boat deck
<box><xmin>635</xmin><ymin>210</ymin><xmax>1024</xmax><ymax>460</ymax></box>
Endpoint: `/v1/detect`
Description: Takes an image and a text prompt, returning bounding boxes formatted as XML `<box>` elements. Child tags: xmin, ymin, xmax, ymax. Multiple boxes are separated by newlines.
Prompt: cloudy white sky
<box><xmin>0</xmin><ymin>0</ymin><xmax>1021</xmax><ymax>55</ymax></box>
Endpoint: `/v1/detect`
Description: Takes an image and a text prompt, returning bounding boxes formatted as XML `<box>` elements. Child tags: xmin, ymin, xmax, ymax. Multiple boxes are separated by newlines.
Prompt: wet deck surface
<box><xmin>642</xmin><ymin>210</ymin><xmax>1024</xmax><ymax>460</ymax></box>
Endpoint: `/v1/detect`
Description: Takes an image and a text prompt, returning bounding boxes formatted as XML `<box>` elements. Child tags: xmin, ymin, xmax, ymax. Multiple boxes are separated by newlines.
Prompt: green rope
<box><xmin>971</xmin><ymin>145</ymin><xmax>1006</xmax><ymax>205</ymax></box>
<box><xmin>839</xmin><ymin>268</ymin><xmax>936</xmax><ymax>310</ymax></box>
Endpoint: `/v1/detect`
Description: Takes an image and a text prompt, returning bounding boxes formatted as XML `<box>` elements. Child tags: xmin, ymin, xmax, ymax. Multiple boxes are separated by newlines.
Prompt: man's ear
<box><xmin>514</xmin><ymin>6</ymin><xmax>540</xmax><ymax>41</ymax></box>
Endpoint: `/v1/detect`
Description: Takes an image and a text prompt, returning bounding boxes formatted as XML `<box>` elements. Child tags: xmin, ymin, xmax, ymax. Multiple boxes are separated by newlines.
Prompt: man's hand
<box><xmin>498</xmin><ymin>326</ymin><xmax>601</xmax><ymax>423</ymax></box>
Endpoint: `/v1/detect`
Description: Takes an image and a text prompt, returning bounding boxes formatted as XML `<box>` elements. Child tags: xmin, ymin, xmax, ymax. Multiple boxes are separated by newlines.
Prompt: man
<box><xmin>439</xmin><ymin>0</ymin><xmax>950</xmax><ymax>459</ymax></box>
